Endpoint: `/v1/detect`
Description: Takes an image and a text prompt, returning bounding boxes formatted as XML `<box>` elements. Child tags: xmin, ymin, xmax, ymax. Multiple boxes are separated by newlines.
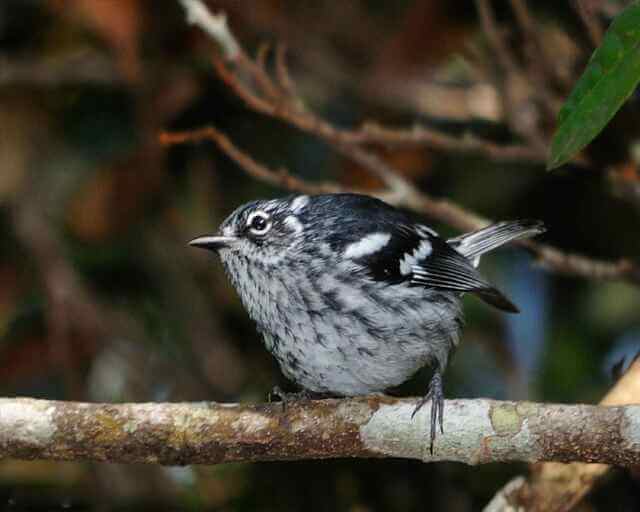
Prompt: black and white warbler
<box><xmin>190</xmin><ymin>193</ymin><xmax>544</xmax><ymax>450</ymax></box>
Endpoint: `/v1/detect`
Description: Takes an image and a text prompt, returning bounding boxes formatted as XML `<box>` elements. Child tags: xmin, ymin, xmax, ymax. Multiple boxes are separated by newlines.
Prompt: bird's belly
<box><xmin>224</xmin><ymin>258</ymin><xmax>462</xmax><ymax>395</ymax></box>
<box><xmin>260</xmin><ymin>280</ymin><xmax>461</xmax><ymax>395</ymax></box>
<box><xmin>266</xmin><ymin>328</ymin><xmax>437</xmax><ymax>395</ymax></box>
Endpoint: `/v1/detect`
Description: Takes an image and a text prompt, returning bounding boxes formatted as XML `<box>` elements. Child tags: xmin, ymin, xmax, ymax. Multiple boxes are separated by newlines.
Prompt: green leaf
<box><xmin>547</xmin><ymin>2</ymin><xmax>640</xmax><ymax>170</ymax></box>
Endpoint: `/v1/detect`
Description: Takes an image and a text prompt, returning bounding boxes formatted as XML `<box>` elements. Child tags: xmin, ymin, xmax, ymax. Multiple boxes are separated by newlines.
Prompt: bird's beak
<box><xmin>188</xmin><ymin>235</ymin><xmax>237</xmax><ymax>251</ymax></box>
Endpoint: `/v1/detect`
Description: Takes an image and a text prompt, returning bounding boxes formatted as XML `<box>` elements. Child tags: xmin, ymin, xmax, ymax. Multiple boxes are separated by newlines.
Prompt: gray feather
<box><xmin>448</xmin><ymin>219</ymin><xmax>545</xmax><ymax>266</ymax></box>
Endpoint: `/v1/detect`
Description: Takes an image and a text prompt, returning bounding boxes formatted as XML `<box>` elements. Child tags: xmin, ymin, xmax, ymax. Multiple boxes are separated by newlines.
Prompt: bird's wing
<box><xmin>347</xmin><ymin>223</ymin><xmax>430</xmax><ymax>284</ymax></box>
<box><xmin>410</xmin><ymin>235</ymin><xmax>518</xmax><ymax>312</ymax></box>
<box><xmin>352</xmin><ymin>224</ymin><xmax>518</xmax><ymax>313</ymax></box>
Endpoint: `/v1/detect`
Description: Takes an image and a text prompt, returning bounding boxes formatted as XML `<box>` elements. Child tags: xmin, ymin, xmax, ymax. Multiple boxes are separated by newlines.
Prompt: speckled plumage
<box><xmin>190</xmin><ymin>193</ymin><xmax>544</xmax><ymax>448</ymax></box>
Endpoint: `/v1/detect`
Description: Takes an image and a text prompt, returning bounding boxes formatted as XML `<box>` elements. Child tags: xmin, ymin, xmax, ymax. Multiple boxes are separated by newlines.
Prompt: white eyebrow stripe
<box><xmin>399</xmin><ymin>240</ymin><xmax>433</xmax><ymax>275</ymax></box>
<box><xmin>290</xmin><ymin>195</ymin><xmax>309</xmax><ymax>213</ymax></box>
<box><xmin>343</xmin><ymin>232</ymin><xmax>391</xmax><ymax>259</ymax></box>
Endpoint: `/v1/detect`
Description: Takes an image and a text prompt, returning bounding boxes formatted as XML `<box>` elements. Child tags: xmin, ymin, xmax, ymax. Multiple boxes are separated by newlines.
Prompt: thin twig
<box><xmin>161</xmin><ymin>126</ymin><xmax>640</xmax><ymax>286</ymax></box>
<box><xmin>476</xmin><ymin>0</ymin><xmax>520</xmax><ymax>75</ymax></box>
<box><xmin>178</xmin><ymin>0</ymin><xmax>240</xmax><ymax>59</ymax></box>
<box><xmin>336</xmin><ymin>123</ymin><xmax>546</xmax><ymax>163</ymax></box>
<box><xmin>214</xmin><ymin>55</ymin><xmax>545</xmax><ymax>162</ymax></box>
<box><xmin>213</xmin><ymin>40</ymin><xmax>548</xmax><ymax>164</ymax></box>
<box><xmin>275</xmin><ymin>44</ymin><xmax>297</xmax><ymax>98</ymax></box>
<box><xmin>171</xmin><ymin>2</ymin><xmax>640</xmax><ymax>287</ymax></box>
<box><xmin>573</xmin><ymin>0</ymin><xmax>604</xmax><ymax>47</ymax></box>
<box><xmin>509</xmin><ymin>0</ymin><xmax>567</xmax><ymax>113</ymax></box>
<box><xmin>476</xmin><ymin>0</ymin><xmax>547</xmax><ymax>151</ymax></box>
<box><xmin>160</xmin><ymin>128</ymin><xmax>339</xmax><ymax>194</ymax></box>
<box><xmin>509</xmin><ymin>0</ymin><xmax>554</xmax><ymax>79</ymax></box>
<box><xmin>0</xmin><ymin>53</ymin><xmax>120</xmax><ymax>86</ymax></box>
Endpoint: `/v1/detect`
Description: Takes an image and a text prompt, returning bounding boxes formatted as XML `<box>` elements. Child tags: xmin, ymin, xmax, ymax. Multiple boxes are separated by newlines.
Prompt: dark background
<box><xmin>0</xmin><ymin>0</ymin><xmax>639</xmax><ymax>510</ymax></box>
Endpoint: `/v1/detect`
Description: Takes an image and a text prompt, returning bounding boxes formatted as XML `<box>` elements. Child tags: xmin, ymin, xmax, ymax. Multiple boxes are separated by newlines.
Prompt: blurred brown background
<box><xmin>1</xmin><ymin>0</ymin><xmax>640</xmax><ymax>510</ymax></box>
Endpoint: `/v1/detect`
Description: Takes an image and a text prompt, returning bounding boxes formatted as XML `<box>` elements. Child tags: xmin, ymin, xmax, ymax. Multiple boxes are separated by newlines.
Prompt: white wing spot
<box><xmin>284</xmin><ymin>215</ymin><xmax>303</xmax><ymax>233</ymax></box>
<box><xmin>290</xmin><ymin>195</ymin><xmax>309</xmax><ymax>213</ymax></box>
<box><xmin>399</xmin><ymin>240</ymin><xmax>433</xmax><ymax>275</ymax></box>
<box><xmin>344</xmin><ymin>233</ymin><xmax>391</xmax><ymax>259</ymax></box>
<box><xmin>416</xmin><ymin>224</ymin><xmax>438</xmax><ymax>237</ymax></box>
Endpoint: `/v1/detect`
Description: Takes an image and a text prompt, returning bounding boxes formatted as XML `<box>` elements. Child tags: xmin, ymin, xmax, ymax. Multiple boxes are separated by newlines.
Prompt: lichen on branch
<box><xmin>1</xmin><ymin>397</ymin><xmax>640</xmax><ymax>467</ymax></box>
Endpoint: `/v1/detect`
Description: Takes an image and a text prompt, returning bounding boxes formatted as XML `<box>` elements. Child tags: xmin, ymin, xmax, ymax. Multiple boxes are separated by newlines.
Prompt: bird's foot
<box><xmin>411</xmin><ymin>371</ymin><xmax>444</xmax><ymax>455</ymax></box>
<box><xmin>269</xmin><ymin>386</ymin><xmax>314</xmax><ymax>412</ymax></box>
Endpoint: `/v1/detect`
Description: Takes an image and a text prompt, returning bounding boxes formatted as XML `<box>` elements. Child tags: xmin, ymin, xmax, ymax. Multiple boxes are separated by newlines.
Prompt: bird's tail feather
<box><xmin>448</xmin><ymin>220</ymin><xmax>545</xmax><ymax>265</ymax></box>
<box><xmin>475</xmin><ymin>287</ymin><xmax>520</xmax><ymax>313</ymax></box>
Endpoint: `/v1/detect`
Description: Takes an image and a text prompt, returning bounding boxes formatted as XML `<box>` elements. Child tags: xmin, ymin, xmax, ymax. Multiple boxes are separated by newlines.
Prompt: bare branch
<box><xmin>3</xmin><ymin>397</ymin><xmax>640</xmax><ymax>467</ymax></box>
<box><xmin>476</xmin><ymin>0</ymin><xmax>520</xmax><ymax>76</ymax></box>
<box><xmin>275</xmin><ymin>44</ymin><xmax>297</xmax><ymax>98</ymax></box>
<box><xmin>509</xmin><ymin>0</ymin><xmax>568</xmax><ymax>110</ymax></box>
<box><xmin>0</xmin><ymin>53</ymin><xmax>120</xmax><ymax>87</ymax></box>
<box><xmin>212</xmin><ymin>55</ymin><xmax>546</xmax><ymax>163</ymax></box>
<box><xmin>485</xmin><ymin>357</ymin><xmax>640</xmax><ymax>511</ymax></box>
<box><xmin>178</xmin><ymin>0</ymin><xmax>240</xmax><ymax>59</ymax></box>
<box><xmin>169</xmin><ymin>2</ymin><xmax>640</xmax><ymax>287</ymax></box>
<box><xmin>508</xmin><ymin>0</ymin><xmax>557</xmax><ymax>80</ymax></box>
<box><xmin>522</xmin><ymin>240</ymin><xmax>640</xmax><ymax>284</ymax></box>
<box><xmin>572</xmin><ymin>0</ymin><xmax>605</xmax><ymax>47</ymax></box>
<box><xmin>160</xmin><ymin>127</ymin><xmax>340</xmax><ymax>194</ymax></box>
<box><xmin>475</xmin><ymin>0</ymin><xmax>548</xmax><ymax>150</ymax></box>
<box><xmin>162</xmin><ymin>126</ymin><xmax>640</xmax><ymax>287</ymax></box>
<box><xmin>337</xmin><ymin>123</ymin><xmax>546</xmax><ymax>163</ymax></box>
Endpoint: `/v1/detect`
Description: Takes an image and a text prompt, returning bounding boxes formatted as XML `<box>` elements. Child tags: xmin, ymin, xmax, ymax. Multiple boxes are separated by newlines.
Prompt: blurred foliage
<box><xmin>0</xmin><ymin>0</ymin><xmax>639</xmax><ymax>510</ymax></box>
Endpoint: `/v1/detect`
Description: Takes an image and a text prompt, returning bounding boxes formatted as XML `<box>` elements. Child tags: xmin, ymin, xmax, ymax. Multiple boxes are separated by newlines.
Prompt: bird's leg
<box><xmin>269</xmin><ymin>386</ymin><xmax>314</xmax><ymax>412</ymax></box>
<box><xmin>411</xmin><ymin>370</ymin><xmax>444</xmax><ymax>454</ymax></box>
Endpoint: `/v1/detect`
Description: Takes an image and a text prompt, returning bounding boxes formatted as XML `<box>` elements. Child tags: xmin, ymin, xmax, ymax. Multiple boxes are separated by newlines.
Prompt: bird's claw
<box><xmin>411</xmin><ymin>371</ymin><xmax>444</xmax><ymax>455</ymax></box>
<box><xmin>269</xmin><ymin>386</ymin><xmax>313</xmax><ymax>412</ymax></box>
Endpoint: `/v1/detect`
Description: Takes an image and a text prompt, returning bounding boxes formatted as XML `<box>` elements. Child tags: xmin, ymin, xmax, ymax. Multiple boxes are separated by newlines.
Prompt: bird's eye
<box><xmin>247</xmin><ymin>211</ymin><xmax>272</xmax><ymax>236</ymax></box>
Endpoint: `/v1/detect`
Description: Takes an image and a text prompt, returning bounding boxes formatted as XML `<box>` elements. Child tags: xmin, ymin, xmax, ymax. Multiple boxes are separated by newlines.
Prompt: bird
<box><xmin>189</xmin><ymin>193</ymin><xmax>544</xmax><ymax>451</ymax></box>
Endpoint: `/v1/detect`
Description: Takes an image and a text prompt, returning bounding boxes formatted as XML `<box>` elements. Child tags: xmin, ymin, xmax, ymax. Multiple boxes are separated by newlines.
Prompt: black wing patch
<box><xmin>344</xmin><ymin>218</ymin><xmax>519</xmax><ymax>313</ymax></box>
<box><xmin>357</xmin><ymin>224</ymin><xmax>424</xmax><ymax>284</ymax></box>
<box><xmin>411</xmin><ymin>237</ymin><xmax>519</xmax><ymax>313</ymax></box>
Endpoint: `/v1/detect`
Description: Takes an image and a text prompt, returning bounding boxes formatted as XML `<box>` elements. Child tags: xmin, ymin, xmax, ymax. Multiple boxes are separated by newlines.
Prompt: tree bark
<box><xmin>1</xmin><ymin>396</ymin><xmax>640</xmax><ymax>466</ymax></box>
<box><xmin>484</xmin><ymin>357</ymin><xmax>640</xmax><ymax>511</ymax></box>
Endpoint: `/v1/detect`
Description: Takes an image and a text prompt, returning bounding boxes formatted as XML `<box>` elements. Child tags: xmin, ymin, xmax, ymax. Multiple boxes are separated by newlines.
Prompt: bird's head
<box><xmin>189</xmin><ymin>195</ymin><xmax>311</xmax><ymax>268</ymax></box>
